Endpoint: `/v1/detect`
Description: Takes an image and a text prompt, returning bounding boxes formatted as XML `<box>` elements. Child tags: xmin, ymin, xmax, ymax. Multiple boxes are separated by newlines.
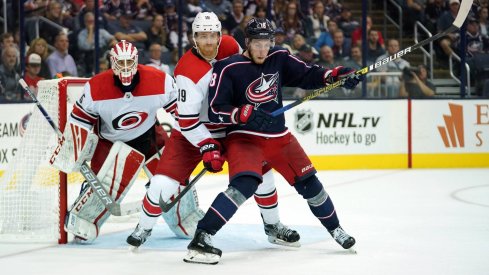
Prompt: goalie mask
<box><xmin>192</xmin><ymin>12</ymin><xmax>222</xmax><ymax>61</ymax></box>
<box><xmin>110</xmin><ymin>40</ymin><xmax>138</xmax><ymax>86</ymax></box>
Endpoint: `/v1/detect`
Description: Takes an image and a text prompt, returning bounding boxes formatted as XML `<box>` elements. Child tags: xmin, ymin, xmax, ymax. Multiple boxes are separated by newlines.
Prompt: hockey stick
<box><xmin>159</xmin><ymin>168</ymin><xmax>207</xmax><ymax>212</ymax></box>
<box><xmin>271</xmin><ymin>0</ymin><xmax>474</xmax><ymax>117</ymax></box>
<box><xmin>19</xmin><ymin>79</ymin><xmax>129</xmax><ymax>216</ymax></box>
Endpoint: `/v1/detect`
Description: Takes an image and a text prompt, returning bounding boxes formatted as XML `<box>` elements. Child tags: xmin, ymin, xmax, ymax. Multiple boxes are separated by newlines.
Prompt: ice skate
<box><xmin>184</xmin><ymin>229</ymin><xmax>222</xmax><ymax>265</ymax></box>
<box><xmin>126</xmin><ymin>224</ymin><xmax>152</xmax><ymax>248</ymax></box>
<box><xmin>264</xmin><ymin>222</ymin><xmax>301</xmax><ymax>247</ymax></box>
<box><xmin>329</xmin><ymin>225</ymin><xmax>356</xmax><ymax>251</ymax></box>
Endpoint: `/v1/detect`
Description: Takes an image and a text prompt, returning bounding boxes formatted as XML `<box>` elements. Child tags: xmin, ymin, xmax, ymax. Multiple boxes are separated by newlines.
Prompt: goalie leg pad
<box><xmin>65</xmin><ymin>141</ymin><xmax>145</xmax><ymax>241</ymax></box>
<box><xmin>162</xmin><ymin>185</ymin><xmax>205</xmax><ymax>239</ymax></box>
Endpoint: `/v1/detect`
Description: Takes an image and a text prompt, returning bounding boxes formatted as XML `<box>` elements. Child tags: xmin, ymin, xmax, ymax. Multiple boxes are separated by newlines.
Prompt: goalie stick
<box><xmin>19</xmin><ymin>79</ymin><xmax>135</xmax><ymax>216</ymax></box>
<box><xmin>270</xmin><ymin>0</ymin><xmax>474</xmax><ymax>117</ymax></box>
<box><xmin>159</xmin><ymin>168</ymin><xmax>207</xmax><ymax>212</ymax></box>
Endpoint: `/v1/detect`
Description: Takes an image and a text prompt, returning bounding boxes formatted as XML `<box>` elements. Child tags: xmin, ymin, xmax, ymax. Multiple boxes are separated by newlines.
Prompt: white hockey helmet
<box><xmin>192</xmin><ymin>12</ymin><xmax>222</xmax><ymax>38</ymax></box>
<box><xmin>110</xmin><ymin>40</ymin><xmax>138</xmax><ymax>86</ymax></box>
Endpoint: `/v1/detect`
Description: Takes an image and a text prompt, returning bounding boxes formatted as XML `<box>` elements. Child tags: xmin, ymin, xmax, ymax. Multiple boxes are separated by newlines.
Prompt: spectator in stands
<box><xmin>244</xmin><ymin>0</ymin><xmax>267</xmax><ymax>17</ymax></box>
<box><xmin>324</xmin><ymin>0</ymin><xmax>342</xmax><ymax>20</ymax></box>
<box><xmin>134</xmin><ymin>0</ymin><xmax>154</xmax><ymax>21</ymax></box>
<box><xmin>163</xmin><ymin>0</ymin><xmax>179</xmax><ymax>38</ymax></box>
<box><xmin>203</xmin><ymin>0</ymin><xmax>232</xmax><ymax>21</ymax></box>
<box><xmin>425</xmin><ymin>0</ymin><xmax>447</xmax><ymax>34</ymax></box>
<box><xmin>332</xmin><ymin>30</ymin><xmax>351</xmax><ymax>61</ymax></box>
<box><xmin>103</xmin><ymin>0</ymin><xmax>136</xmax><ymax>22</ymax></box>
<box><xmin>168</xmin><ymin>22</ymin><xmax>189</xmax><ymax>54</ymax></box>
<box><xmin>304</xmin><ymin>1</ymin><xmax>330</xmax><ymax>43</ymax></box>
<box><xmin>297</xmin><ymin>44</ymin><xmax>318</xmax><ymax>65</ymax></box>
<box><xmin>0</xmin><ymin>46</ymin><xmax>22</xmax><ymax>101</ymax></box>
<box><xmin>274</xmin><ymin>27</ymin><xmax>292</xmax><ymax>52</ymax></box>
<box><xmin>403</xmin><ymin>0</ymin><xmax>426</xmax><ymax>35</ymax></box>
<box><xmin>40</xmin><ymin>1</ymin><xmax>73</xmax><ymax>45</ymax></box>
<box><xmin>277</xmin><ymin>1</ymin><xmax>305</xmax><ymax>41</ymax></box>
<box><xmin>290</xmin><ymin>34</ymin><xmax>307</xmax><ymax>55</ymax></box>
<box><xmin>400</xmin><ymin>65</ymin><xmax>435</xmax><ymax>98</ymax></box>
<box><xmin>366</xmin><ymin>29</ymin><xmax>386</xmax><ymax>64</ymax></box>
<box><xmin>253</xmin><ymin>6</ymin><xmax>268</xmax><ymax>20</ymax></box>
<box><xmin>77</xmin><ymin>12</ymin><xmax>116</xmax><ymax>76</ymax></box>
<box><xmin>437</xmin><ymin>0</ymin><xmax>461</xmax><ymax>58</ymax></box>
<box><xmin>110</xmin><ymin>14</ymin><xmax>148</xmax><ymax>50</ymax></box>
<box><xmin>342</xmin><ymin>45</ymin><xmax>363</xmax><ymax>70</ymax></box>
<box><xmin>458</xmin><ymin>16</ymin><xmax>489</xmax><ymax>57</ymax></box>
<box><xmin>145</xmin><ymin>14</ymin><xmax>169</xmax><ymax>51</ymax></box>
<box><xmin>46</xmin><ymin>32</ymin><xmax>78</xmax><ymax>78</ymax></box>
<box><xmin>336</xmin><ymin>7</ymin><xmax>359</xmax><ymax>38</ymax></box>
<box><xmin>375</xmin><ymin>39</ymin><xmax>410</xmax><ymax>97</ymax></box>
<box><xmin>316</xmin><ymin>45</ymin><xmax>337</xmax><ymax>68</ymax></box>
<box><xmin>477</xmin><ymin>7</ymin><xmax>489</xmax><ymax>38</ymax></box>
<box><xmin>76</xmin><ymin>0</ymin><xmax>108</xmax><ymax>30</ymax></box>
<box><xmin>231</xmin><ymin>15</ymin><xmax>252</xmax><ymax>48</ymax></box>
<box><xmin>0</xmin><ymin>33</ymin><xmax>19</xmax><ymax>65</ymax></box>
<box><xmin>223</xmin><ymin>0</ymin><xmax>244</xmax><ymax>32</ymax></box>
<box><xmin>26</xmin><ymin>38</ymin><xmax>51</xmax><ymax>79</ymax></box>
<box><xmin>314</xmin><ymin>19</ymin><xmax>337</xmax><ymax>51</ymax></box>
<box><xmin>351</xmin><ymin>16</ymin><xmax>384</xmax><ymax>48</ymax></box>
<box><xmin>145</xmin><ymin>43</ymin><xmax>171</xmax><ymax>74</ymax></box>
<box><xmin>23</xmin><ymin>53</ymin><xmax>44</xmax><ymax>98</ymax></box>
<box><xmin>24</xmin><ymin>0</ymin><xmax>50</xmax><ymax>17</ymax></box>
<box><xmin>183</xmin><ymin>0</ymin><xmax>204</xmax><ymax>24</ymax></box>
<box><xmin>98</xmin><ymin>57</ymin><xmax>110</xmax><ymax>72</ymax></box>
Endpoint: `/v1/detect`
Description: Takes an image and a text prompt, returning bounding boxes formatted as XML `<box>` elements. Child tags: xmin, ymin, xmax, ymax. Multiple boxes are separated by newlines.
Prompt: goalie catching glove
<box><xmin>198</xmin><ymin>138</ymin><xmax>224</xmax><ymax>173</ymax></box>
<box><xmin>324</xmin><ymin>66</ymin><xmax>363</xmax><ymax>90</ymax></box>
<box><xmin>233</xmin><ymin>104</ymin><xmax>275</xmax><ymax>131</ymax></box>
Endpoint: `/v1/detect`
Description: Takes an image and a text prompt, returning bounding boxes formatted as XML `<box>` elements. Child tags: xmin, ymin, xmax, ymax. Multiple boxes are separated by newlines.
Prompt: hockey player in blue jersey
<box><xmin>183</xmin><ymin>17</ymin><xmax>363</xmax><ymax>264</ymax></box>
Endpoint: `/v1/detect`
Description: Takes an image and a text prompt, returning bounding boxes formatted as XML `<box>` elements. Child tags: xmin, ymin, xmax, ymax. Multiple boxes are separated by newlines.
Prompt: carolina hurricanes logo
<box><xmin>246</xmin><ymin>72</ymin><xmax>279</xmax><ymax>106</ymax></box>
<box><xmin>112</xmin><ymin>111</ymin><xmax>148</xmax><ymax>130</ymax></box>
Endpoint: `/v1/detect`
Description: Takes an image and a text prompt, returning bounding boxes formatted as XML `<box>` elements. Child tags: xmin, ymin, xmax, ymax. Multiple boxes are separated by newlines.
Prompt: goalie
<box><xmin>50</xmin><ymin>40</ymin><xmax>200</xmax><ymax>242</ymax></box>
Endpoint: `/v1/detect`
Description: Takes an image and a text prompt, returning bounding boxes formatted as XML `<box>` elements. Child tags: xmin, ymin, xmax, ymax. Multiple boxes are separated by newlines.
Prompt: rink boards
<box><xmin>0</xmin><ymin>99</ymin><xmax>488</xmax><ymax>175</ymax></box>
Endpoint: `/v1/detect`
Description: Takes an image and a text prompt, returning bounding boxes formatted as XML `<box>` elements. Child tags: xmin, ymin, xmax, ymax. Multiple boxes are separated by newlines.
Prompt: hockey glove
<box><xmin>325</xmin><ymin>66</ymin><xmax>364</xmax><ymax>90</ymax></box>
<box><xmin>198</xmin><ymin>138</ymin><xmax>224</xmax><ymax>173</ymax></box>
<box><xmin>234</xmin><ymin>104</ymin><xmax>275</xmax><ymax>131</ymax></box>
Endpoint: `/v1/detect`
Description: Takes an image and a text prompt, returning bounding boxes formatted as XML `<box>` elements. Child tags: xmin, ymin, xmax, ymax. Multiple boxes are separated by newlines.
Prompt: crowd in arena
<box><xmin>0</xmin><ymin>0</ymin><xmax>488</xmax><ymax>102</ymax></box>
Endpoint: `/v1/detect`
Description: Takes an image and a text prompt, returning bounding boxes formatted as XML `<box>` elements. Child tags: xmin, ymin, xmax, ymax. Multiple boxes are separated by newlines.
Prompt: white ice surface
<box><xmin>1</xmin><ymin>169</ymin><xmax>488</xmax><ymax>275</ymax></box>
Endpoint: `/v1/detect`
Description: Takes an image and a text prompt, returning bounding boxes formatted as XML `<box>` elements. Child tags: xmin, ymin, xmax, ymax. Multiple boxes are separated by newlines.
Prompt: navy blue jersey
<box><xmin>208</xmin><ymin>46</ymin><xmax>330</xmax><ymax>136</ymax></box>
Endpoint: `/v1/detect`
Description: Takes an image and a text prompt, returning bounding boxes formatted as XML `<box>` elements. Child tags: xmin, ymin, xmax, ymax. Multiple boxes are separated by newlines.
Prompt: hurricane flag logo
<box><xmin>245</xmin><ymin>72</ymin><xmax>279</xmax><ymax>106</ymax></box>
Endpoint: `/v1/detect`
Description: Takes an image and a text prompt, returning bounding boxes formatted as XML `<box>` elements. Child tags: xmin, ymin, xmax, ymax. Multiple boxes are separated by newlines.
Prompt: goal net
<box><xmin>0</xmin><ymin>78</ymin><xmax>88</xmax><ymax>243</ymax></box>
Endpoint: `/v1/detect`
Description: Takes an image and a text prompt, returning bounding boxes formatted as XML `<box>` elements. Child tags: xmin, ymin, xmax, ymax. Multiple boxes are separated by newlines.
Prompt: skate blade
<box><xmin>268</xmin><ymin>236</ymin><xmax>301</xmax><ymax>248</ymax></box>
<box><xmin>183</xmin><ymin>250</ymin><xmax>220</xmax><ymax>265</ymax></box>
<box><xmin>347</xmin><ymin>245</ymin><xmax>357</xmax><ymax>254</ymax></box>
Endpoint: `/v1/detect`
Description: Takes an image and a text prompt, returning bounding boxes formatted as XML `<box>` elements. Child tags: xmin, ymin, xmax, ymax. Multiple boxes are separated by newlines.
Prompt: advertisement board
<box><xmin>411</xmin><ymin>100</ymin><xmax>489</xmax><ymax>167</ymax></box>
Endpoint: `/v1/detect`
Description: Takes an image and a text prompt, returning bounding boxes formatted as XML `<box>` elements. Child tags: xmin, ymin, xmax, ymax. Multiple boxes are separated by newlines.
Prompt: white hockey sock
<box><xmin>255</xmin><ymin>170</ymin><xmax>279</xmax><ymax>225</ymax></box>
<box><xmin>140</xmin><ymin>174</ymin><xmax>180</xmax><ymax>230</ymax></box>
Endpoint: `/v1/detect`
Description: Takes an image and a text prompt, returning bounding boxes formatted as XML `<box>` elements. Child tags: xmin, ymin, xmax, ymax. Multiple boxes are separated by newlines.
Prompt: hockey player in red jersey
<box><xmin>184</xmin><ymin>18</ymin><xmax>362</xmax><ymax>264</ymax></box>
<box><xmin>50</xmin><ymin>40</ymin><xmax>179</xmax><ymax>242</ymax></box>
<box><xmin>126</xmin><ymin>12</ymin><xmax>300</xmax><ymax>248</ymax></box>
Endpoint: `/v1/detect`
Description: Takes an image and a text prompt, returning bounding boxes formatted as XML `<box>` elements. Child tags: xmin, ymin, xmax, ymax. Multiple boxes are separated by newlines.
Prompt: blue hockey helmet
<box><xmin>245</xmin><ymin>18</ymin><xmax>275</xmax><ymax>40</ymax></box>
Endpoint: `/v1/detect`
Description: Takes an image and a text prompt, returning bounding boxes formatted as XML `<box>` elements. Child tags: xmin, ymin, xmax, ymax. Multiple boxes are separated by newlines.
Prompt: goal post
<box><xmin>0</xmin><ymin>78</ymin><xmax>88</xmax><ymax>244</ymax></box>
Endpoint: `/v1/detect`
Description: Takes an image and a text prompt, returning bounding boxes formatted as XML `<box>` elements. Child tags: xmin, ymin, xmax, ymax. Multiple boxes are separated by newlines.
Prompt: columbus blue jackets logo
<box><xmin>246</xmin><ymin>72</ymin><xmax>279</xmax><ymax>106</ymax></box>
<box><xmin>112</xmin><ymin>111</ymin><xmax>148</xmax><ymax>130</ymax></box>
<box><xmin>295</xmin><ymin>109</ymin><xmax>313</xmax><ymax>134</ymax></box>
